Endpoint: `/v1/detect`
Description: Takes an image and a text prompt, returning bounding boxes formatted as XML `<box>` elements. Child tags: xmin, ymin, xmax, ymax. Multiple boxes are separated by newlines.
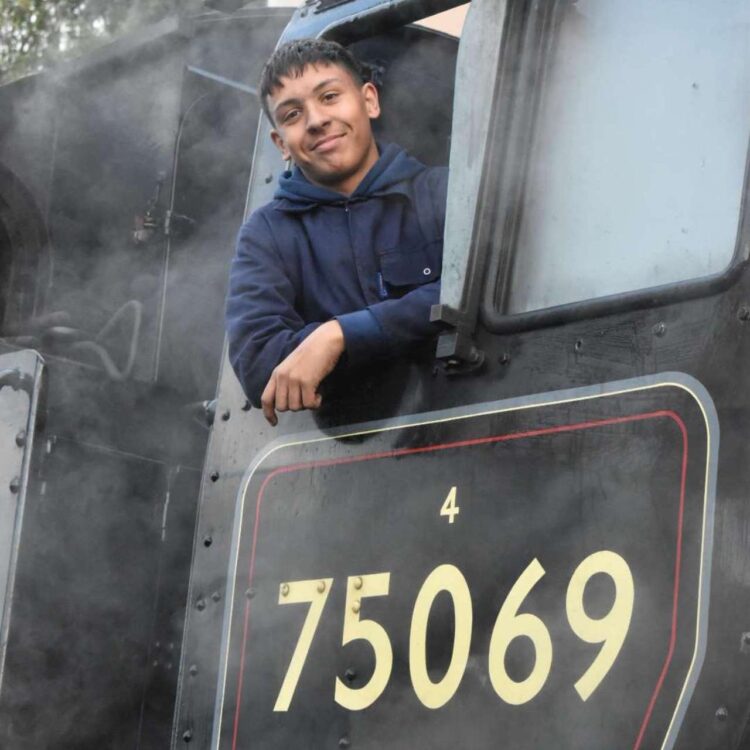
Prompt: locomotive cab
<box><xmin>177</xmin><ymin>0</ymin><xmax>750</xmax><ymax>748</ymax></box>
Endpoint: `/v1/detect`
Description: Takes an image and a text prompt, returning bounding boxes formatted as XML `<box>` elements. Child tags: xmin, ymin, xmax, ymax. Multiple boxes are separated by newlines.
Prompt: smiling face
<box><xmin>267</xmin><ymin>62</ymin><xmax>381</xmax><ymax>196</ymax></box>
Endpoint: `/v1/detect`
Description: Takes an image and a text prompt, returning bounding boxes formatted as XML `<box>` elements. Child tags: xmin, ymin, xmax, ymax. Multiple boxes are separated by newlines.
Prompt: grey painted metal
<box><xmin>439</xmin><ymin>0</ymin><xmax>506</xmax><ymax>312</ymax></box>
<box><xmin>0</xmin><ymin>350</ymin><xmax>44</xmax><ymax>696</ymax></box>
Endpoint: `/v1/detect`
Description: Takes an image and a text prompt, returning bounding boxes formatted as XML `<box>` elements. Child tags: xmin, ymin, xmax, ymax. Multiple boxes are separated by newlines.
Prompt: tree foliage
<box><xmin>0</xmin><ymin>0</ymin><xmax>180</xmax><ymax>83</ymax></box>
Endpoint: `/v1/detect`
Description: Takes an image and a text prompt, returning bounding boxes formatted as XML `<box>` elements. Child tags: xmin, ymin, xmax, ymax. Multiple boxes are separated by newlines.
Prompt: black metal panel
<box><xmin>217</xmin><ymin>377</ymin><xmax>713</xmax><ymax>749</ymax></box>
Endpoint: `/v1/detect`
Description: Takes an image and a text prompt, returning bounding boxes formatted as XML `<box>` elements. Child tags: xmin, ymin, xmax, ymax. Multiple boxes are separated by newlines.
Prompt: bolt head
<box><xmin>15</xmin><ymin>430</ymin><xmax>26</xmax><ymax>447</ymax></box>
<box><xmin>344</xmin><ymin>668</ymin><xmax>356</xmax><ymax>682</ymax></box>
<box><xmin>338</xmin><ymin>737</ymin><xmax>350</xmax><ymax>748</ymax></box>
<box><xmin>739</xmin><ymin>306</ymin><xmax>750</xmax><ymax>322</ymax></box>
<box><xmin>352</xmin><ymin>600</ymin><xmax>361</xmax><ymax>614</ymax></box>
<box><xmin>715</xmin><ymin>706</ymin><xmax>728</xmax><ymax>721</ymax></box>
<box><xmin>281</xmin><ymin>583</ymin><xmax>290</xmax><ymax>597</ymax></box>
<box><xmin>9</xmin><ymin>477</ymin><xmax>20</xmax><ymax>494</ymax></box>
<box><xmin>210</xmin><ymin>471</ymin><xmax>219</xmax><ymax>482</ymax></box>
<box><xmin>245</xmin><ymin>588</ymin><xmax>256</xmax><ymax>599</ymax></box>
<box><xmin>196</xmin><ymin>598</ymin><xmax>206</xmax><ymax>611</ymax></box>
<box><xmin>212</xmin><ymin>590</ymin><xmax>222</xmax><ymax>602</ymax></box>
<box><xmin>652</xmin><ymin>322</ymin><xmax>667</xmax><ymax>337</ymax></box>
<box><xmin>353</xmin><ymin>576</ymin><xmax>363</xmax><ymax>590</ymax></box>
<box><xmin>221</xmin><ymin>409</ymin><xmax>230</xmax><ymax>421</ymax></box>
<box><xmin>189</xmin><ymin>664</ymin><xmax>198</xmax><ymax>676</ymax></box>
<box><xmin>182</xmin><ymin>729</ymin><xmax>193</xmax><ymax>742</ymax></box>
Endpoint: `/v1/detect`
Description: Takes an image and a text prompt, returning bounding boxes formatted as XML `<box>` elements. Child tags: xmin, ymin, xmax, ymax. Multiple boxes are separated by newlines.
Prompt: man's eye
<box><xmin>282</xmin><ymin>109</ymin><xmax>300</xmax><ymax>123</ymax></box>
<box><xmin>322</xmin><ymin>91</ymin><xmax>339</xmax><ymax>102</ymax></box>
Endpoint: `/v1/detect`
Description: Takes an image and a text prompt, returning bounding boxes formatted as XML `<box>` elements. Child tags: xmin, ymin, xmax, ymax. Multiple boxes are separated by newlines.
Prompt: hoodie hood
<box><xmin>273</xmin><ymin>142</ymin><xmax>426</xmax><ymax>212</ymax></box>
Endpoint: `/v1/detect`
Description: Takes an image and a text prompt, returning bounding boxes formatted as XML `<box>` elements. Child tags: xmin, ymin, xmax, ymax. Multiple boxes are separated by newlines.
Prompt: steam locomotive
<box><xmin>1</xmin><ymin>0</ymin><xmax>749</xmax><ymax>748</ymax></box>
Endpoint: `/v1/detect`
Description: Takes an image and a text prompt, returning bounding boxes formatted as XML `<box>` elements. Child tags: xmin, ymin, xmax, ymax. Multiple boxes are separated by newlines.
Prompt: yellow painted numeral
<box><xmin>334</xmin><ymin>573</ymin><xmax>393</xmax><ymax>710</ymax></box>
<box><xmin>566</xmin><ymin>550</ymin><xmax>634</xmax><ymax>701</ymax></box>
<box><xmin>273</xmin><ymin>578</ymin><xmax>333</xmax><ymax>712</ymax></box>
<box><xmin>440</xmin><ymin>486</ymin><xmax>460</xmax><ymax>524</ymax></box>
<box><xmin>410</xmin><ymin>564</ymin><xmax>473</xmax><ymax>709</ymax></box>
<box><xmin>488</xmin><ymin>558</ymin><xmax>553</xmax><ymax>705</ymax></box>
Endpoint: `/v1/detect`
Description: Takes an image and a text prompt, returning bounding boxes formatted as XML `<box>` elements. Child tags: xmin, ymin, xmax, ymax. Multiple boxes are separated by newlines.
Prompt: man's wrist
<box><xmin>323</xmin><ymin>319</ymin><xmax>345</xmax><ymax>353</ymax></box>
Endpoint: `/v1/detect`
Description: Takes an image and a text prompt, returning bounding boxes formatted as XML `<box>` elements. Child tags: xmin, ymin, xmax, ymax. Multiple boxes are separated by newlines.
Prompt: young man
<box><xmin>226</xmin><ymin>39</ymin><xmax>447</xmax><ymax>425</ymax></box>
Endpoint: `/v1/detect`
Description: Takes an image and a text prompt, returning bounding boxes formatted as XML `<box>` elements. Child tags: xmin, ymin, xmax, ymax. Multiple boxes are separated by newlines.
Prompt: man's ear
<box><xmin>271</xmin><ymin>129</ymin><xmax>291</xmax><ymax>161</ymax></box>
<box><xmin>362</xmin><ymin>81</ymin><xmax>381</xmax><ymax>120</ymax></box>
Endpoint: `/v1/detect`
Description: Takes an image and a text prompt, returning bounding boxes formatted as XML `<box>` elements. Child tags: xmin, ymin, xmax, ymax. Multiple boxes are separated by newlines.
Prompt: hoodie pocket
<box><xmin>378</xmin><ymin>239</ymin><xmax>442</xmax><ymax>292</ymax></box>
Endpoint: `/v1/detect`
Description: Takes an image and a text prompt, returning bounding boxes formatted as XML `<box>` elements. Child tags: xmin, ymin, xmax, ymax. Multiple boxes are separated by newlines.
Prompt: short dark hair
<box><xmin>259</xmin><ymin>39</ymin><xmax>366</xmax><ymax>124</ymax></box>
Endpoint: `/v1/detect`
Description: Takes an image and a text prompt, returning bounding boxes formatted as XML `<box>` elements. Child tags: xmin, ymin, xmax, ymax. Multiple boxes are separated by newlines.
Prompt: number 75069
<box><xmin>273</xmin><ymin>550</ymin><xmax>634</xmax><ymax>712</ymax></box>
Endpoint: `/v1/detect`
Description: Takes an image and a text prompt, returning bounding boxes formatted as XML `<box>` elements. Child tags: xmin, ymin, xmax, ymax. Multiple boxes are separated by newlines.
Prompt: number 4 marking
<box><xmin>440</xmin><ymin>486</ymin><xmax>460</xmax><ymax>524</ymax></box>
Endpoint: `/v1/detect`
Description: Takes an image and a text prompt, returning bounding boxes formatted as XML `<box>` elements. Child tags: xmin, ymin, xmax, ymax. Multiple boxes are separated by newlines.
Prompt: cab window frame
<box><xmin>475</xmin><ymin>0</ymin><xmax>750</xmax><ymax>335</ymax></box>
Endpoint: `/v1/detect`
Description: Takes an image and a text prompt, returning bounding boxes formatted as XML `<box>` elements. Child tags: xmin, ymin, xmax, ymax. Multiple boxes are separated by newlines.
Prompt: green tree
<box><xmin>0</xmin><ymin>0</ymin><xmax>181</xmax><ymax>83</ymax></box>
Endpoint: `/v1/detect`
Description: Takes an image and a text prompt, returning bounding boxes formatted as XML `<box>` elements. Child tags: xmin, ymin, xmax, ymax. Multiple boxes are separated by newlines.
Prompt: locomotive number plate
<box><xmin>215</xmin><ymin>374</ymin><xmax>716</xmax><ymax>750</ymax></box>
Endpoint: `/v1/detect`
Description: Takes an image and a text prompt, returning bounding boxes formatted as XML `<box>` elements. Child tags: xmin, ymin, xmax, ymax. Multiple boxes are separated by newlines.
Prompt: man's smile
<box><xmin>311</xmin><ymin>133</ymin><xmax>346</xmax><ymax>153</ymax></box>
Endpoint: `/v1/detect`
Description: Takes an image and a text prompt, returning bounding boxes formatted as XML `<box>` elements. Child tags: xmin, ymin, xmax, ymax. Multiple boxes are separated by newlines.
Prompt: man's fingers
<box><xmin>261</xmin><ymin>378</ymin><xmax>278</xmax><ymax>426</ymax></box>
<box><xmin>275</xmin><ymin>371</ymin><xmax>289</xmax><ymax>413</ymax></box>
<box><xmin>289</xmin><ymin>380</ymin><xmax>306</xmax><ymax>411</ymax></box>
<box><xmin>301</xmin><ymin>381</ymin><xmax>320</xmax><ymax>410</ymax></box>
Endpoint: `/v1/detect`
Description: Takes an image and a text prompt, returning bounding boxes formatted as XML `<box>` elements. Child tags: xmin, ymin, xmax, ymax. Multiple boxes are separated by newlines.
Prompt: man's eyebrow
<box><xmin>273</xmin><ymin>77</ymin><xmax>346</xmax><ymax>116</ymax></box>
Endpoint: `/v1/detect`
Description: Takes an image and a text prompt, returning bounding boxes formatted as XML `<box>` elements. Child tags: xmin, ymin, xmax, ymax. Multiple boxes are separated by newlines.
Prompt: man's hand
<box><xmin>261</xmin><ymin>320</ymin><xmax>345</xmax><ymax>426</ymax></box>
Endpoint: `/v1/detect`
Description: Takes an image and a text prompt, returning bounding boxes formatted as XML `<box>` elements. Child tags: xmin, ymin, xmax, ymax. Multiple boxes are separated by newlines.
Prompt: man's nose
<box><xmin>305</xmin><ymin>102</ymin><xmax>330</xmax><ymax>131</ymax></box>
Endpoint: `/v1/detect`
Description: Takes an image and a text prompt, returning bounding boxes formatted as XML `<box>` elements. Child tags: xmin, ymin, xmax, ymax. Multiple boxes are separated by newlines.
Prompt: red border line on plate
<box><xmin>229</xmin><ymin>410</ymin><xmax>689</xmax><ymax>750</ymax></box>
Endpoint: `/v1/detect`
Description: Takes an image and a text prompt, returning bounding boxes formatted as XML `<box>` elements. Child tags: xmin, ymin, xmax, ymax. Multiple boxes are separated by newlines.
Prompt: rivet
<box><xmin>15</xmin><ymin>430</ymin><xmax>26</xmax><ymax>447</ymax></box>
<box><xmin>9</xmin><ymin>477</ymin><xmax>20</xmax><ymax>494</ymax></box>
<box><xmin>152</xmin><ymin>659</ymin><xmax>159</xmax><ymax>668</ymax></box>
<box><xmin>211</xmin><ymin>590</ymin><xmax>222</xmax><ymax>602</ymax></box>
<box><xmin>499</xmin><ymin>352</ymin><xmax>511</xmax><ymax>365</ymax></box>
<box><xmin>183</xmin><ymin>729</ymin><xmax>193</xmax><ymax>742</ymax></box>
<box><xmin>245</xmin><ymin>588</ymin><xmax>255</xmax><ymax>599</ymax></box>
<box><xmin>652</xmin><ymin>322</ymin><xmax>666</xmax><ymax>337</ymax></box>
<box><xmin>422</xmin><ymin>267</ymin><xmax>431</xmax><ymax>276</ymax></box>
<box><xmin>281</xmin><ymin>583</ymin><xmax>290</xmax><ymax>597</ymax></box>
<box><xmin>741</xmin><ymin>632</ymin><xmax>750</xmax><ymax>653</ymax></box>
<box><xmin>242</xmin><ymin>399</ymin><xmax>252</xmax><ymax>412</ymax></box>
<box><xmin>574</xmin><ymin>339</ymin><xmax>583</xmax><ymax>352</ymax></box>
<box><xmin>344</xmin><ymin>668</ymin><xmax>356</xmax><ymax>682</ymax></box>
<box><xmin>196</xmin><ymin>598</ymin><xmax>206</xmax><ymax>611</ymax></box>
<box><xmin>210</xmin><ymin>471</ymin><xmax>219</xmax><ymax>482</ymax></box>
<box><xmin>738</xmin><ymin>306</ymin><xmax>750</xmax><ymax>322</ymax></box>
<box><xmin>317</xmin><ymin>580</ymin><xmax>326</xmax><ymax>594</ymax></box>
<box><xmin>221</xmin><ymin>409</ymin><xmax>231</xmax><ymax>421</ymax></box>
<box><xmin>264</xmin><ymin>174</ymin><xmax>273</xmax><ymax>184</ymax></box>
<box><xmin>189</xmin><ymin>664</ymin><xmax>198</xmax><ymax>676</ymax></box>
<box><xmin>203</xmin><ymin>535</ymin><xmax>213</xmax><ymax>548</ymax></box>
<box><xmin>338</xmin><ymin>737</ymin><xmax>350</xmax><ymax>748</ymax></box>
<box><xmin>715</xmin><ymin>706</ymin><xmax>728</xmax><ymax>721</ymax></box>
<box><xmin>353</xmin><ymin>576</ymin><xmax>363</xmax><ymax>590</ymax></box>
<box><xmin>352</xmin><ymin>600</ymin><xmax>360</xmax><ymax>614</ymax></box>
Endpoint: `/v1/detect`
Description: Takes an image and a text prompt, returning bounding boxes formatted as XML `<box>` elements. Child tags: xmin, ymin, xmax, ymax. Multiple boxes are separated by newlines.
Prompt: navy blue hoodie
<box><xmin>226</xmin><ymin>143</ymin><xmax>448</xmax><ymax>406</ymax></box>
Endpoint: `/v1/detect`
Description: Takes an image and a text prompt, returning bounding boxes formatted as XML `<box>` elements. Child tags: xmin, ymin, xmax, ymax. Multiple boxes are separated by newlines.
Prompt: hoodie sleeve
<box><xmin>226</xmin><ymin>211</ymin><xmax>321</xmax><ymax>406</ymax></box>
<box><xmin>335</xmin><ymin>282</ymin><xmax>440</xmax><ymax>365</ymax></box>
